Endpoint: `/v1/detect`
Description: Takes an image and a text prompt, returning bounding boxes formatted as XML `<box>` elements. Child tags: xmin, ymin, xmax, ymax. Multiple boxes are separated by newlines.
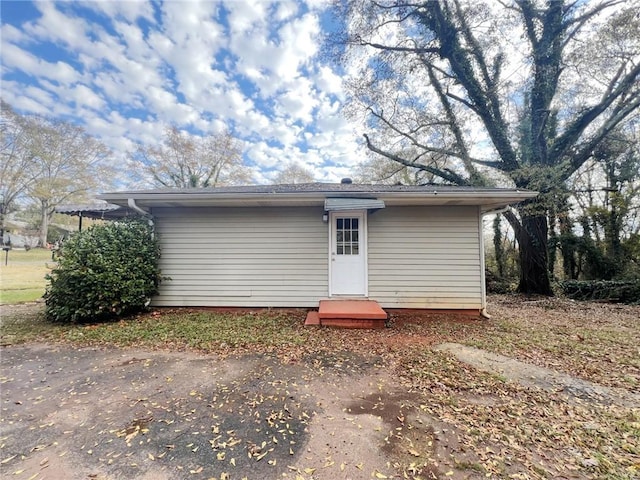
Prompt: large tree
<box><xmin>132</xmin><ymin>127</ymin><xmax>251</xmax><ymax>189</ymax></box>
<box><xmin>337</xmin><ymin>0</ymin><xmax>640</xmax><ymax>294</ymax></box>
<box><xmin>0</xmin><ymin>101</ymin><xmax>38</xmax><ymax>241</ymax></box>
<box><xmin>26</xmin><ymin>118</ymin><xmax>111</xmax><ymax>245</ymax></box>
<box><xmin>1</xmin><ymin>103</ymin><xmax>110</xmax><ymax>245</ymax></box>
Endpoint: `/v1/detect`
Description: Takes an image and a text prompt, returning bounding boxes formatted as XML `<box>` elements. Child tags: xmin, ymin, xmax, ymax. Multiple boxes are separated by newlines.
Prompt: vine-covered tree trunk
<box><xmin>516</xmin><ymin>212</ymin><xmax>553</xmax><ymax>295</ymax></box>
<box><xmin>493</xmin><ymin>214</ymin><xmax>506</xmax><ymax>278</ymax></box>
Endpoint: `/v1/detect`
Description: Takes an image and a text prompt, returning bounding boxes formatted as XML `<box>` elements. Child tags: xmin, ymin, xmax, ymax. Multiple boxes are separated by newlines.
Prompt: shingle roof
<box><xmin>98</xmin><ymin>182</ymin><xmax>537</xmax><ymax>213</ymax></box>
<box><xmin>102</xmin><ymin>182</ymin><xmax>528</xmax><ymax>196</ymax></box>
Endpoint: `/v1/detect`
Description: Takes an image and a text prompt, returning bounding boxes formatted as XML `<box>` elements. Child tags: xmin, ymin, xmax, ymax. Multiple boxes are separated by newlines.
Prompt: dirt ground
<box><xmin>1</xmin><ymin>297</ymin><xmax>638</xmax><ymax>479</ymax></box>
<box><xmin>0</xmin><ymin>343</ymin><xmax>459</xmax><ymax>480</ymax></box>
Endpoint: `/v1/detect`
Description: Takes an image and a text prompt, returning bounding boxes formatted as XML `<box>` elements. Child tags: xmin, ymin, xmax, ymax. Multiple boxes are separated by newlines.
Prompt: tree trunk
<box><xmin>39</xmin><ymin>200</ymin><xmax>49</xmax><ymax>247</ymax></box>
<box><xmin>516</xmin><ymin>212</ymin><xmax>553</xmax><ymax>295</ymax></box>
<box><xmin>493</xmin><ymin>214</ymin><xmax>506</xmax><ymax>278</ymax></box>
<box><xmin>547</xmin><ymin>211</ymin><xmax>557</xmax><ymax>280</ymax></box>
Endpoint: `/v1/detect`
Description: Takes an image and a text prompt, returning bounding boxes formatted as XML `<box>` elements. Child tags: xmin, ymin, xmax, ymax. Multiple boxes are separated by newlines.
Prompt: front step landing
<box><xmin>305</xmin><ymin>300</ymin><xmax>387</xmax><ymax>329</ymax></box>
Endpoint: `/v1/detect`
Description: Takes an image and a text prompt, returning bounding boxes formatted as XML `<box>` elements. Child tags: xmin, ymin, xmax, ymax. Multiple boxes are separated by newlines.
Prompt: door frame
<box><xmin>328</xmin><ymin>209</ymin><xmax>368</xmax><ymax>297</ymax></box>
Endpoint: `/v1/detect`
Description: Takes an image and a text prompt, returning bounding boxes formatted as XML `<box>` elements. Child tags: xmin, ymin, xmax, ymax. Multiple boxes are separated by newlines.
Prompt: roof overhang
<box><xmin>98</xmin><ymin>187</ymin><xmax>537</xmax><ymax>214</ymax></box>
<box><xmin>324</xmin><ymin>197</ymin><xmax>386</xmax><ymax>212</ymax></box>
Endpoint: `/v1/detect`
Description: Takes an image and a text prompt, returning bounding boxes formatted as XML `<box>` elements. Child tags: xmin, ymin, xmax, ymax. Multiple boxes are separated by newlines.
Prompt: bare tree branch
<box><xmin>363</xmin><ymin>133</ymin><xmax>469</xmax><ymax>185</ymax></box>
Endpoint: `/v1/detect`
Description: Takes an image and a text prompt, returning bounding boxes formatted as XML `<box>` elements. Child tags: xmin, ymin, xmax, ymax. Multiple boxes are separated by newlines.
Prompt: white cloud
<box><xmin>0</xmin><ymin>23</ymin><xmax>27</xmax><ymax>43</ymax></box>
<box><xmin>24</xmin><ymin>2</ymin><xmax>90</xmax><ymax>47</ymax></box>
<box><xmin>2</xmin><ymin>0</ymin><xmax>363</xmax><ymax>186</ymax></box>
<box><xmin>274</xmin><ymin>12</ymin><xmax>320</xmax><ymax>79</ymax></box>
<box><xmin>275</xmin><ymin>1</ymin><xmax>299</xmax><ymax>22</ymax></box>
<box><xmin>0</xmin><ymin>42</ymin><xmax>79</xmax><ymax>85</ymax></box>
<box><xmin>277</xmin><ymin>78</ymin><xmax>319</xmax><ymax>123</ymax></box>
<box><xmin>71</xmin><ymin>83</ymin><xmax>106</xmax><ymax>110</ymax></box>
<box><xmin>1</xmin><ymin>81</ymin><xmax>51</xmax><ymax>115</ymax></box>
<box><xmin>316</xmin><ymin>66</ymin><xmax>344</xmax><ymax>96</ymax></box>
<box><xmin>225</xmin><ymin>0</ymin><xmax>268</xmax><ymax>36</ymax></box>
<box><xmin>78</xmin><ymin>0</ymin><xmax>154</xmax><ymax>24</ymax></box>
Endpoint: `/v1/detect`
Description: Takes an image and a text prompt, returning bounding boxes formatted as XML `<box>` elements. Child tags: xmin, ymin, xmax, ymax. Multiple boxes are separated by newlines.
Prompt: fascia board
<box><xmin>98</xmin><ymin>190</ymin><xmax>538</xmax><ymax>210</ymax></box>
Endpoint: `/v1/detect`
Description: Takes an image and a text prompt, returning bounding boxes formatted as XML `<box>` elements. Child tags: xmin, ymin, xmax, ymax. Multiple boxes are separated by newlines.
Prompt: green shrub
<box><xmin>44</xmin><ymin>219</ymin><xmax>161</xmax><ymax>323</ymax></box>
<box><xmin>558</xmin><ymin>280</ymin><xmax>640</xmax><ymax>304</ymax></box>
<box><xmin>485</xmin><ymin>269</ymin><xmax>515</xmax><ymax>294</ymax></box>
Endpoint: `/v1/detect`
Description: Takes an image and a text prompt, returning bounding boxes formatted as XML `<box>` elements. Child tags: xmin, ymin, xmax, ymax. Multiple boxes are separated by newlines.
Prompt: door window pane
<box><xmin>335</xmin><ymin>216</ymin><xmax>360</xmax><ymax>255</ymax></box>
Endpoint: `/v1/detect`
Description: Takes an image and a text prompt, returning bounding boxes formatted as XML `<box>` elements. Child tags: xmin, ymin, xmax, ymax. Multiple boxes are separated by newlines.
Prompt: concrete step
<box><xmin>305</xmin><ymin>300</ymin><xmax>388</xmax><ymax>329</ymax></box>
<box><xmin>318</xmin><ymin>300</ymin><xmax>387</xmax><ymax>320</ymax></box>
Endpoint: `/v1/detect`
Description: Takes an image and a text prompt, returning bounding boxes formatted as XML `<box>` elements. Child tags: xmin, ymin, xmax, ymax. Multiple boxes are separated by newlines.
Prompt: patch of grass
<box><xmin>1</xmin><ymin>306</ymin><xmax>313</xmax><ymax>354</ymax></box>
<box><xmin>0</xmin><ymin>248</ymin><xmax>52</xmax><ymax>304</ymax></box>
<box><xmin>63</xmin><ymin>310</ymin><xmax>313</xmax><ymax>352</ymax></box>
<box><xmin>1</xmin><ymin>288</ymin><xmax>45</xmax><ymax>304</ymax></box>
<box><xmin>454</xmin><ymin>460</ymin><xmax>485</xmax><ymax>473</ymax></box>
<box><xmin>464</xmin><ymin>296</ymin><xmax>640</xmax><ymax>390</ymax></box>
<box><xmin>0</xmin><ymin>304</ymin><xmax>71</xmax><ymax>344</ymax></box>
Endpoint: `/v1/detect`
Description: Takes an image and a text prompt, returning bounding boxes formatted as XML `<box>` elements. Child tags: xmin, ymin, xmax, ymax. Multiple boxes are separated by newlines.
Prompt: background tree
<box><xmin>0</xmin><ymin>101</ymin><xmax>38</xmax><ymax>241</ymax></box>
<box><xmin>336</xmin><ymin>0</ymin><xmax>640</xmax><ymax>294</ymax></box>
<box><xmin>567</xmin><ymin>126</ymin><xmax>640</xmax><ymax>279</ymax></box>
<box><xmin>132</xmin><ymin>126</ymin><xmax>251</xmax><ymax>188</ymax></box>
<box><xmin>493</xmin><ymin>214</ymin><xmax>507</xmax><ymax>279</ymax></box>
<box><xmin>272</xmin><ymin>162</ymin><xmax>316</xmax><ymax>184</ymax></box>
<box><xmin>26</xmin><ymin>119</ymin><xmax>111</xmax><ymax>246</ymax></box>
<box><xmin>1</xmin><ymin>102</ymin><xmax>111</xmax><ymax>246</ymax></box>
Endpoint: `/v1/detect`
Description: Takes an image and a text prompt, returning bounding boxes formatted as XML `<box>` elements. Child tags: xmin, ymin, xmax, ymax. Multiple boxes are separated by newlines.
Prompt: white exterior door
<box><xmin>330</xmin><ymin>211</ymin><xmax>367</xmax><ymax>296</ymax></box>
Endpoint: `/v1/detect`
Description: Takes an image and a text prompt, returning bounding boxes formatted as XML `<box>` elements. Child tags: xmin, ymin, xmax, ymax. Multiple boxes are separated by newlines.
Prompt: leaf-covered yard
<box><xmin>1</xmin><ymin>295</ymin><xmax>638</xmax><ymax>479</ymax></box>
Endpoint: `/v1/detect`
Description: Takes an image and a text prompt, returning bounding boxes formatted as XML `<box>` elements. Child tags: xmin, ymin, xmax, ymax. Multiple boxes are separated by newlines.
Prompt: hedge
<box><xmin>558</xmin><ymin>280</ymin><xmax>640</xmax><ymax>304</ymax></box>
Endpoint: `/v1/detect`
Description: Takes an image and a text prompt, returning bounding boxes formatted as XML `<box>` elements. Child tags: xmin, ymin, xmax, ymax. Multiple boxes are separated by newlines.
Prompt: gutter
<box><xmin>481</xmin><ymin>206</ymin><xmax>510</xmax><ymax>216</ymax></box>
<box><xmin>128</xmin><ymin>198</ymin><xmax>155</xmax><ymax>239</ymax></box>
<box><xmin>128</xmin><ymin>198</ymin><xmax>151</xmax><ymax>216</ymax></box>
<box><xmin>104</xmin><ymin>190</ymin><xmax>538</xmax><ymax>203</ymax></box>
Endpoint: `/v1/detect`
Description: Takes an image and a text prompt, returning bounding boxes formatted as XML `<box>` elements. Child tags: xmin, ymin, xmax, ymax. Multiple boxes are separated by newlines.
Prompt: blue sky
<box><xmin>1</xmin><ymin>0</ymin><xmax>363</xmax><ymax>185</ymax></box>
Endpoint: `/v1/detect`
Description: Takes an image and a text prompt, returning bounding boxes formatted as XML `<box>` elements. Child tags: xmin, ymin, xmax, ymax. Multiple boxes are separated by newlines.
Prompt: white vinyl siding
<box><xmin>151</xmin><ymin>205</ymin><xmax>482</xmax><ymax>310</ymax></box>
<box><xmin>152</xmin><ymin>207</ymin><xmax>328</xmax><ymax>307</ymax></box>
<box><xmin>368</xmin><ymin>206</ymin><xmax>482</xmax><ymax>309</ymax></box>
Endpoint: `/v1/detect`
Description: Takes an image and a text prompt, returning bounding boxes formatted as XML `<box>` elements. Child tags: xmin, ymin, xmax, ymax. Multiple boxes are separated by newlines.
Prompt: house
<box><xmin>99</xmin><ymin>181</ymin><xmax>536</xmax><ymax>319</ymax></box>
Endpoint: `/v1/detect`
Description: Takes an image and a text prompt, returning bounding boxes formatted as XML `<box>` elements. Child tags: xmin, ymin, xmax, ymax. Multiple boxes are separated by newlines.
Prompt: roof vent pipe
<box><xmin>341</xmin><ymin>178</ymin><xmax>353</xmax><ymax>184</ymax></box>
